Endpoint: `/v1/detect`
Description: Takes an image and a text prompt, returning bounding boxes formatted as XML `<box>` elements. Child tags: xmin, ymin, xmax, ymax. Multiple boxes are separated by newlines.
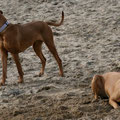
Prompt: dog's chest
<box><xmin>2</xmin><ymin>36</ymin><xmax>21</xmax><ymax>53</ymax></box>
<box><xmin>0</xmin><ymin>41</ymin><xmax>3</xmax><ymax>48</ymax></box>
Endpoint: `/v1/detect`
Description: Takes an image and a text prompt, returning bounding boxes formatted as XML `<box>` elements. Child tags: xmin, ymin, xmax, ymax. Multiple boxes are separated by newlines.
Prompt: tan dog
<box><xmin>91</xmin><ymin>72</ymin><xmax>120</xmax><ymax>108</ymax></box>
<box><xmin>0</xmin><ymin>10</ymin><xmax>64</xmax><ymax>85</ymax></box>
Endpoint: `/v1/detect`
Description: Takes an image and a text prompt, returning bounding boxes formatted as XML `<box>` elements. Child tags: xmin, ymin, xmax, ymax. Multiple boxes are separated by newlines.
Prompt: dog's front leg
<box><xmin>0</xmin><ymin>48</ymin><xmax>8</xmax><ymax>85</ymax></box>
<box><xmin>109</xmin><ymin>98</ymin><xmax>119</xmax><ymax>109</ymax></box>
<box><xmin>11</xmin><ymin>53</ymin><xmax>24</xmax><ymax>83</ymax></box>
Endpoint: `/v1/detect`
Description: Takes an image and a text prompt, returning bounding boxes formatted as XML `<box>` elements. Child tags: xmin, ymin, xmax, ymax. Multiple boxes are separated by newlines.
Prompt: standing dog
<box><xmin>0</xmin><ymin>10</ymin><xmax>64</xmax><ymax>85</ymax></box>
<box><xmin>91</xmin><ymin>72</ymin><xmax>120</xmax><ymax>109</ymax></box>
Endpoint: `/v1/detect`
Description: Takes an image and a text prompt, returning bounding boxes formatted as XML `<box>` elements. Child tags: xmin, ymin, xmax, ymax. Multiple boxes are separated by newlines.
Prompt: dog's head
<box><xmin>0</xmin><ymin>10</ymin><xmax>7</xmax><ymax>27</ymax></box>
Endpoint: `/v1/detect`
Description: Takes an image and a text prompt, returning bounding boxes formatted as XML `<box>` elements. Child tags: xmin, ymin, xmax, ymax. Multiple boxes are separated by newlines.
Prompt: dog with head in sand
<box><xmin>91</xmin><ymin>72</ymin><xmax>120</xmax><ymax>109</ymax></box>
<box><xmin>0</xmin><ymin>10</ymin><xmax>64</xmax><ymax>85</ymax></box>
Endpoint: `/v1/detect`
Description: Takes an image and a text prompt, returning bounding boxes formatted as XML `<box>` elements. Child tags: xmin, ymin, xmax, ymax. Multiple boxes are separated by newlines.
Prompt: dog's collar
<box><xmin>0</xmin><ymin>21</ymin><xmax>9</xmax><ymax>33</ymax></box>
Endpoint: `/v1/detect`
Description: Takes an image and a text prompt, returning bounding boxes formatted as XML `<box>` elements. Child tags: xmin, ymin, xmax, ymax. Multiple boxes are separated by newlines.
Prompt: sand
<box><xmin>0</xmin><ymin>0</ymin><xmax>120</xmax><ymax>120</ymax></box>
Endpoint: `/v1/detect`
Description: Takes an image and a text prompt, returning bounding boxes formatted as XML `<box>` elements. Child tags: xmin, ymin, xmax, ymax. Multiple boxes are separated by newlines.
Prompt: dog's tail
<box><xmin>46</xmin><ymin>11</ymin><xmax>64</xmax><ymax>27</ymax></box>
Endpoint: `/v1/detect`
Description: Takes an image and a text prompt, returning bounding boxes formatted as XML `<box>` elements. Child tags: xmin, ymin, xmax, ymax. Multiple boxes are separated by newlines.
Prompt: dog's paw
<box><xmin>59</xmin><ymin>72</ymin><xmax>64</xmax><ymax>77</ymax></box>
<box><xmin>39</xmin><ymin>72</ymin><xmax>44</xmax><ymax>77</ymax></box>
<box><xmin>0</xmin><ymin>81</ymin><xmax>5</xmax><ymax>86</ymax></box>
<box><xmin>18</xmin><ymin>77</ymin><xmax>24</xmax><ymax>83</ymax></box>
<box><xmin>18</xmin><ymin>81</ymin><xmax>24</xmax><ymax>84</ymax></box>
<box><xmin>92</xmin><ymin>99</ymin><xmax>98</xmax><ymax>103</ymax></box>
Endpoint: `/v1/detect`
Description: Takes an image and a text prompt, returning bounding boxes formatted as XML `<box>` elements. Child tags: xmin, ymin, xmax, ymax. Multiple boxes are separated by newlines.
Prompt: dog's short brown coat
<box><xmin>0</xmin><ymin>10</ymin><xmax>64</xmax><ymax>85</ymax></box>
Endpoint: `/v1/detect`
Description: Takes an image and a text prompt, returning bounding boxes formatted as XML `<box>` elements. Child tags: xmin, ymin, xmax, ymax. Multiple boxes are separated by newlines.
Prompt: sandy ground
<box><xmin>0</xmin><ymin>0</ymin><xmax>120</xmax><ymax>119</ymax></box>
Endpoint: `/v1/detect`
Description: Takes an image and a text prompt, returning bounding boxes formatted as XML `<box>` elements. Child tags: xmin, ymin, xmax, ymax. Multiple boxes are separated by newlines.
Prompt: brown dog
<box><xmin>91</xmin><ymin>72</ymin><xmax>120</xmax><ymax>109</ymax></box>
<box><xmin>0</xmin><ymin>10</ymin><xmax>64</xmax><ymax>85</ymax></box>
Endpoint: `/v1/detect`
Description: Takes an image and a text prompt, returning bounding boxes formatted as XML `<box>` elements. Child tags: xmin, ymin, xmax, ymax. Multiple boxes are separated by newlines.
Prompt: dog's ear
<box><xmin>91</xmin><ymin>75</ymin><xmax>103</xmax><ymax>93</ymax></box>
<box><xmin>93</xmin><ymin>75</ymin><xmax>103</xmax><ymax>87</ymax></box>
<box><xmin>0</xmin><ymin>10</ymin><xmax>3</xmax><ymax>14</ymax></box>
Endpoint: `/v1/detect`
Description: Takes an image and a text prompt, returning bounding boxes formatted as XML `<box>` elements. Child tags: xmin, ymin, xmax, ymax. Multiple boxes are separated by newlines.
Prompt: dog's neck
<box><xmin>0</xmin><ymin>21</ymin><xmax>9</xmax><ymax>33</ymax></box>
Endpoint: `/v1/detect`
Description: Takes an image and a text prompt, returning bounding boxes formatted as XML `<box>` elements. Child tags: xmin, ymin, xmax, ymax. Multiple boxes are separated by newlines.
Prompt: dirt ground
<box><xmin>0</xmin><ymin>0</ymin><xmax>120</xmax><ymax>120</ymax></box>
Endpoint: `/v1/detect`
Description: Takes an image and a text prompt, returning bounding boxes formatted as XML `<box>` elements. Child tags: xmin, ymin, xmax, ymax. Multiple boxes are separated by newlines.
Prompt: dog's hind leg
<box><xmin>0</xmin><ymin>47</ymin><xmax>8</xmax><ymax>85</ymax></box>
<box><xmin>44</xmin><ymin>40</ymin><xmax>64</xmax><ymax>77</ymax></box>
<box><xmin>33</xmin><ymin>41</ymin><xmax>46</xmax><ymax>76</ymax></box>
<box><xmin>11</xmin><ymin>54</ymin><xmax>24</xmax><ymax>83</ymax></box>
